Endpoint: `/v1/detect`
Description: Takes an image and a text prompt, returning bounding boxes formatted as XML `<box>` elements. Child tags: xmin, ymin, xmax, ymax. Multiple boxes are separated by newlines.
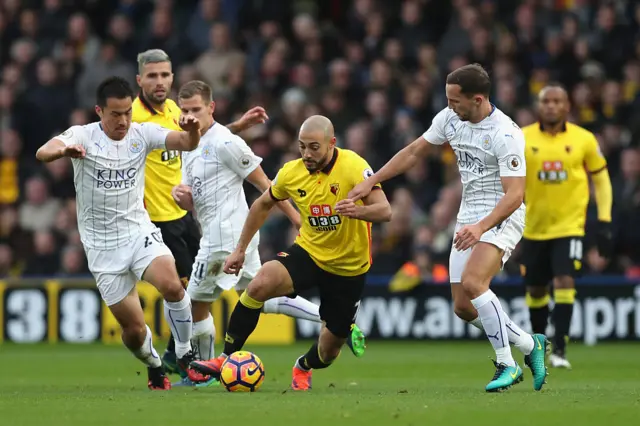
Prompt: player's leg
<box><xmin>450</xmin><ymin>248</ymin><xmax>534</xmax><ymax>356</ymax></box>
<box><xmin>522</xmin><ymin>238</ymin><xmax>553</xmax><ymax>336</ymax></box>
<box><xmin>152</xmin><ymin>217</ymin><xmax>198</xmax><ymax>374</ymax></box>
<box><xmin>461</xmin><ymin>243</ymin><xmax>526</xmax><ymax>392</ymax></box>
<box><xmin>549</xmin><ymin>237</ymin><xmax>581</xmax><ymax>369</ymax></box>
<box><xmin>132</xmin><ymin>228</ymin><xmax>207</xmax><ymax>383</ymax></box>
<box><xmin>107</xmin><ymin>284</ymin><xmax>170</xmax><ymax>390</ymax></box>
<box><xmin>292</xmin><ymin>272</ymin><xmax>365</xmax><ymax>390</ymax></box>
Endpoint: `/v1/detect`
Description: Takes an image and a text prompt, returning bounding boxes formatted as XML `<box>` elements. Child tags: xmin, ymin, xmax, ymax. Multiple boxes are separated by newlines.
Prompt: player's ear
<box><xmin>329</xmin><ymin>136</ymin><xmax>336</xmax><ymax>148</ymax></box>
<box><xmin>209</xmin><ymin>101</ymin><xmax>215</xmax><ymax>114</ymax></box>
<box><xmin>136</xmin><ymin>74</ymin><xmax>141</xmax><ymax>87</ymax></box>
<box><xmin>94</xmin><ymin>105</ymin><xmax>103</xmax><ymax>119</ymax></box>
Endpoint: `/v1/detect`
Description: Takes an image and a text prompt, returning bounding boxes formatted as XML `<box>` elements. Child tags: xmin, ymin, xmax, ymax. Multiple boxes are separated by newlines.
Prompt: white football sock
<box><xmin>163</xmin><ymin>292</ymin><xmax>193</xmax><ymax>359</ymax></box>
<box><xmin>505</xmin><ymin>318</ymin><xmax>535</xmax><ymax>355</ymax></box>
<box><xmin>192</xmin><ymin>315</ymin><xmax>215</xmax><ymax>361</ymax></box>
<box><xmin>263</xmin><ymin>296</ymin><xmax>321</xmax><ymax>323</ymax></box>
<box><xmin>471</xmin><ymin>290</ymin><xmax>515</xmax><ymax>367</ymax></box>
<box><xmin>468</xmin><ymin>315</ymin><xmax>534</xmax><ymax>355</ymax></box>
<box><xmin>131</xmin><ymin>325</ymin><xmax>162</xmax><ymax>368</ymax></box>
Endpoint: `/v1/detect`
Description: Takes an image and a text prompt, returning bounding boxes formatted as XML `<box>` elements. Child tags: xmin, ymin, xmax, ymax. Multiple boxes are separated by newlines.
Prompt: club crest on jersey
<box><xmin>481</xmin><ymin>134</ymin><xmax>491</xmax><ymax>149</ymax></box>
<box><xmin>201</xmin><ymin>145</ymin><xmax>213</xmax><ymax>160</ymax></box>
<box><xmin>330</xmin><ymin>183</ymin><xmax>339</xmax><ymax>195</ymax></box>
<box><xmin>129</xmin><ymin>139</ymin><xmax>143</xmax><ymax>153</ymax></box>
<box><xmin>507</xmin><ymin>155</ymin><xmax>522</xmax><ymax>171</ymax></box>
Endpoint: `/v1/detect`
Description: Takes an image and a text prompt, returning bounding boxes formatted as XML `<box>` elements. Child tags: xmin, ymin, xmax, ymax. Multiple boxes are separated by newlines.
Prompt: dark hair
<box><xmin>96</xmin><ymin>76</ymin><xmax>134</xmax><ymax>107</ymax></box>
<box><xmin>178</xmin><ymin>80</ymin><xmax>212</xmax><ymax>102</ymax></box>
<box><xmin>446</xmin><ymin>63</ymin><xmax>491</xmax><ymax>97</ymax></box>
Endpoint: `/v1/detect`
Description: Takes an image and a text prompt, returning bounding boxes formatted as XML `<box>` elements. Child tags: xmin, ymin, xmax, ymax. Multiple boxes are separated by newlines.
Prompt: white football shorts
<box><xmin>449</xmin><ymin>209</ymin><xmax>525</xmax><ymax>283</ymax></box>
<box><xmin>85</xmin><ymin>227</ymin><xmax>173</xmax><ymax>306</ymax></box>
<box><xmin>187</xmin><ymin>244</ymin><xmax>262</xmax><ymax>303</ymax></box>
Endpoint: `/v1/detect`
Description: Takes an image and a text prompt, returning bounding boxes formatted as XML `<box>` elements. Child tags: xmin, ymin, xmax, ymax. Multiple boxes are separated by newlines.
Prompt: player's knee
<box><xmin>246</xmin><ymin>262</ymin><xmax>287</xmax><ymax>302</ymax></box>
<box><xmin>245</xmin><ymin>278</ymin><xmax>270</xmax><ymax>303</ymax></box>
<box><xmin>526</xmin><ymin>286</ymin><xmax>548</xmax><ymax>299</ymax></box>
<box><xmin>460</xmin><ymin>270</ymin><xmax>489</xmax><ymax>297</ymax></box>
<box><xmin>553</xmin><ymin>275</ymin><xmax>574</xmax><ymax>289</ymax></box>
<box><xmin>161</xmin><ymin>280</ymin><xmax>185</xmax><ymax>302</ymax></box>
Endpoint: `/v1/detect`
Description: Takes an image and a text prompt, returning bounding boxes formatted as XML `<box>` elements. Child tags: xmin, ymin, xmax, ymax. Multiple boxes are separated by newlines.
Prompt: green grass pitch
<box><xmin>1</xmin><ymin>341</ymin><xmax>639</xmax><ymax>426</ymax></box>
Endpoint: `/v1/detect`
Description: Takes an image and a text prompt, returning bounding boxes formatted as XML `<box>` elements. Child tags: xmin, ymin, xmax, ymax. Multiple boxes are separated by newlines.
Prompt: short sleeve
<box><xmin>422</xmin><ymin>108</ymin><xmax>450</xmax><ymax>145</ymax></box>
<box><xmin>351</xmin><ymin>154</ymin><xmax>381</xmax><ymax>189</ymax></box>
<box><xmin>494</xmin><ymin>128</ymin><xmax>526</xmax><ymax>177</ymax></box>
<box><xmin>139</xmin><ymin>123</ymin><xmax>171</xmax><ymax>152</ymax></box>
<box><xmin>55</xmin><ymin>126</ymin><xmax>86</xmax><ymax>147</ymax></box>
<box><xmin>217</xmin><ymin>136</ymin><xmax>263</xmax><ymax>179</ymax></box>
<box><xmin>584</xmin><ymin>133</ymin><xmax>607</xmax><ymax>173</ymax></box>
<box><xmin>269</xmin><ymin>167</ymin><xmax>290</xmax><ymax>201</ymax></box>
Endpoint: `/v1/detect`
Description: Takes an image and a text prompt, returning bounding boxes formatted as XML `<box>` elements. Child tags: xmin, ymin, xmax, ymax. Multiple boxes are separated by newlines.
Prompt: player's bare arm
<box><xmin>226</xmin><ymin>106</ymin><xmax>269</xmax><ymax>134</ymax></box>
<box><xmin>36</xmin><ymin>139</ymin><xmax>86</xmax><ymax>162</ymax></box>
<box><xmin>171</xmin><ymin>184</ymin><xmax>193</xmax><ymax>211</ymax></box>
<box><xmin>164</xmin><ymin>115</ymin><xmax>201</xmax><ymax>151</ymax></box>
<box><xmin>223</xmin><ymin>190</ymin><xmax>278</xmax><ymax>275</ymax></box>
<box><xmin>334</xmin><ymin>188</ymin><xmax>392</xmax><ymax>222</ymax></box>
<box><xmin>348</xmin><ymin>136</ymin><xmax>430</xmax><ymax>201</ymax></box>
<box><xmin>454</xmin><ymin>176</ymin><xmax>525</xmax><ymax>251</ymax></box>
<box><xmin>245</xmin><ymin>166</ymin><xmax>301</xmax><ymax>228</ymax></box>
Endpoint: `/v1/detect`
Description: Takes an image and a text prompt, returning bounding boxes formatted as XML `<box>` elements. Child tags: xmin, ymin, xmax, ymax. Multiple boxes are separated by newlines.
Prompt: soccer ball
<box><xmin>219</xmin><ymin>351</ymin><xmax>265</xmax><ymax>392</ymax></box>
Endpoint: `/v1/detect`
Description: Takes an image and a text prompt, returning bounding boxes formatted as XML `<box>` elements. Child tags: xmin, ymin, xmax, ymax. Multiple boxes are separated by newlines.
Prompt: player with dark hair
<box><xmin>133</xmin><ymin>49</ymin><xmax>267</xmax><ymax>378</ymax></box>
<box><xmin>190</xmin><ymin>115</ymin><xmax>391</xmax><ymax>390</ymax></box>
<box><xmin>36</xmin><ymin>76</ymin><xmax>208</xmax><ymax>390</ymax></box>
<box><xmin>521</xmin><ymin>84</ymin><xmax>613</xmax><ymax>369</ymax></box>
<box><xmin>349</xmin><ymin>64</ymin><xmax>550</xmax><ymax>392</ymax></box>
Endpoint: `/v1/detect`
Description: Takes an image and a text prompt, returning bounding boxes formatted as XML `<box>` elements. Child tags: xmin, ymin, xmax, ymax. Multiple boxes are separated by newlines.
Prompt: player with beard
<box><xmin>132</xmin><ymin>49</ymin><xmax>266</xmax><ymax>378</ymax></box>
<box><xmin>521</xmin><ymin>84</ymin><xmax>613</xmax><ymax>369</ymax></box>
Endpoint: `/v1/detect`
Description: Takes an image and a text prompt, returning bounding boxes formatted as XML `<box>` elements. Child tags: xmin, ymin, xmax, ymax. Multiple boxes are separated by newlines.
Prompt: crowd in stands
<box><xmin>1</xmin><ymin>0</ymin><xmax>639</xmax><ymax>283</ymax></box>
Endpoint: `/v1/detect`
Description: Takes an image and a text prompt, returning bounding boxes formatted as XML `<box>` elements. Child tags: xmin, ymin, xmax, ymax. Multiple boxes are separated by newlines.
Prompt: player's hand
<box><xmin>224</xmin><ymin>250</ymin><xmax>246</xmax><ymax>276</ymax></box>
<box><xmin>348</xmin><ymin>180</ymin><xmax>375</xmax><ymax>202</ymax></box>
<box><xmin>179</xmin><ymin>114</ymin><xmax>201</xmax><ymax>132</ymax></box>
<box><xmin>172</xmin><ymin>184</ymin><xmax>193</xmax><ymax>211</ymax></box>
<box><xmin>454</xmin><ymin>223</ymin><xmax>484</xmax><ymax>251</ymax></box>
<box><xmin>335</xmin><ymin>198</ymin><xmax>359</xmax><ymax>218</ymax></box>
<box><xmin>596</xmin><ymin>220</ymin><xmax>613</xmax><ymax>259</ymax></box>
<box><xmin>238</xmin><ymin>106</ymin><xmax>269</xmax><ymax>130</ymax></box>
<box><xmin>62</xmin><ymin>144</ymin><xmax>86</xmax><ymax>159</ymax></box>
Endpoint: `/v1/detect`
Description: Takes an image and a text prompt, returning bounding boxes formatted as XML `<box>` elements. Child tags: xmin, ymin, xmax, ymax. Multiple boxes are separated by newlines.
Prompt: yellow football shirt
<box><xmin>269</xmin><ymin>148</ymin><xmax>381</xmax><ymax>277</ymax></box>
<box><xmin>522</xmin><ymin>122</ymin><xmax>607</xmax><ymax>240</ymax></box>
<box><xmin>132</xmin><ymin>96</ymin><xmax>186</xmax><ymax>222</ymax></box>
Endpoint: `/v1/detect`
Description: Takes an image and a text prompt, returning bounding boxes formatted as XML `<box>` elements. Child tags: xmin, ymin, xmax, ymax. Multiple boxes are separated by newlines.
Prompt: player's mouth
<box><xmin>303</xmin><ymin>160</ymin><xmax>316</xmax><ymax>168</ymax></box>
<box><xmin>154</xmin><ymin>89</ymin><xmax>166</xmax><ymax>96</ymax></box>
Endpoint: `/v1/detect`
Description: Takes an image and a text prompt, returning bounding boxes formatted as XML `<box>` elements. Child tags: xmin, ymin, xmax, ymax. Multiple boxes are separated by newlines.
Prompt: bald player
<box><xmin>521</xmin><ymin>84</ymin><xmax>613</xmax><ymax>369</ymax></box>
<box><xmin>191</xmin><ymin>115</ymin><xmax>392</xmax><ymax>390</ymax></box>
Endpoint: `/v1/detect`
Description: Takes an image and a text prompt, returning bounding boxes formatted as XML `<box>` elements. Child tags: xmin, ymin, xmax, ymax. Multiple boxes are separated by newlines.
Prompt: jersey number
<box><xmin>144</xmin><ymin>231</ymin><xmax>163</xmax><ymax>248</ymax></box>
<box><xmin>161</xmin><ymin>150</ymin><xmax>179</xmax><ymax>162</ymax></box>
<box><xmin>308</xmin><ymin>215</ymin><xmax>341</xmax><ymax>227</ymax></box>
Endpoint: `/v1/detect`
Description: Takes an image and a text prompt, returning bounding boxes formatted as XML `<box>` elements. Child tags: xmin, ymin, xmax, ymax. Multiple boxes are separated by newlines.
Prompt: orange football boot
<box><xmin>147</xmin><ymin>366</ymin><xmax>171</xmax><ymax>390</ymax></box>
<box><xmin>190</xmin><ymin>355</ymin><xmax>227</xmax><ymax>378</ymax></box>
<box><xmin>291</xmin><ymin>366</ymin><xmax>312</xmax><ymax>391</ymax></box>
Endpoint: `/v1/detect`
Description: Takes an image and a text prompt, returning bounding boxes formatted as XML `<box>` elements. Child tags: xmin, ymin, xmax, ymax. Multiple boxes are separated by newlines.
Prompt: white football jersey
<box><xmin>181</xmin><ymin>123</ymin><xmax>262</xmax><ymax>252</ymax></box>
<box><xmin>423</xmin><ymin>106</ymin><xmax>526</xmax><ymax>224</ymax></box>
<box><xmin>55</xmin><ymin>122</ymin><xmax>171</xmax><ymax>249</ymax></box>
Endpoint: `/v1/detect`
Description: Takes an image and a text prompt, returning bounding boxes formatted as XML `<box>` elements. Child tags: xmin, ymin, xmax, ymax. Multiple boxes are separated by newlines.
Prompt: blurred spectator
<box><xmin>24</xmin><ymin>230</ymin><xmax>59</xmax><ymax>276</ymax></box>
<box><xmin>58</xmin><ymin>245</ymin><xmax>88</xmax><ymax>276</ymax></box>
<box><xmin>18</xmin><ymin>176</ymin><xmax>61</xmax><ymax>232</ymax></box>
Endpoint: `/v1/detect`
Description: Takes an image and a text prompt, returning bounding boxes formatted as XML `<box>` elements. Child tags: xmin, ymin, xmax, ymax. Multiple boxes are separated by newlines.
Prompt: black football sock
<box><xmin>296</xmin><ymin>342</ymin><xmax>332</xmax><ymax>371</ymax></box>
<box><xmin>222</xmin><ymin>292</ymin><xmax>263</xmax><ymax>355</ymax></box>
<box><xmin>526</xmin><ymin>292</ymin><xmax>550</xmax><ymax>334</ymax></box>
<box><xmin>166</xmin><ymin>334</ymin><xmax>175</xmax><ymax>353</ymax></box>
<box><xmin>552</xmin><ymin>289</ymin><xmax>576</xmax><ymax>357</ymax></box>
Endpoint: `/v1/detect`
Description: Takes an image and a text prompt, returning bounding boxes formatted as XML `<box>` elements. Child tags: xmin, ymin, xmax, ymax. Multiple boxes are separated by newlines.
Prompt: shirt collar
<box><xmin>538</xmin><ymin>121</ymin><xmax>567</xmax><ymax>133</ymax></box>
<box><xmin>315</xmin><ymin>148</ymin><xmax>338</xmax><ymax>175</ymax></box>
<box><xmin>138</xmin><ymin>92</ymin><xmax>162</xmax><ymax>116</ymax></box>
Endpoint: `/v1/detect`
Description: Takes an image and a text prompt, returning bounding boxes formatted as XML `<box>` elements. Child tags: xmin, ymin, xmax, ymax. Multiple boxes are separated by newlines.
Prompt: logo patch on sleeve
<box><xmin>507</xmin><ymin>155</ymin><xmax>522</xmax><ymax>171</ymax></box>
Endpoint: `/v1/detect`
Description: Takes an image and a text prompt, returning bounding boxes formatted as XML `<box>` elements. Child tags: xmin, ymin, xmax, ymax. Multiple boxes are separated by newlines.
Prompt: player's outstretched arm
<box><xmin>236</xmin><ymin>190</ymin><xmax>278</xmax><ymax>253</ymax></box>
<box><xmin>348</xmin><ymin>136</ymin><xmax>430</xmax><ymax>201</ymax></box>
<box><xmin>226</xmin><ymin>106</ymin><xmax>269</xmax><ymax>134</ymax></box>
<box><xmin>36</xmin><ymin>138</ymin><xmax>86</xmax><ymax>162</ymax></box>
<box><xmin>165</xmin><ymin>115</ymin><xmax>201</xmax><ymax>151</ymax></box>
<box><xmin>245</xmin><ymin>166</ymin><xmax>301</xmax><ymax>228</ymax></box>
<box><xmin>335</xmin><ymin>188</ymin><xmax>392</xmax><ymax>223</ymax></box>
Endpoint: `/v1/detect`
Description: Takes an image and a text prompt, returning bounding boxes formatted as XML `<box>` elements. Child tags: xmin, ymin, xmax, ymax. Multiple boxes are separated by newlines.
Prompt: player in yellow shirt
<box><xmin>521</xmin><ymin>84</ymin><xmax>613</xmax><ymax>369</ymax></box>
<box><xmin>133</xmin><ymin>49</ymin><xmax>267</xmax><ymax>375</ymax></box>
<box><xmin>190</xmin><ymin>115</ymin><xmax>392</xmax><ymax>390</ymax></box>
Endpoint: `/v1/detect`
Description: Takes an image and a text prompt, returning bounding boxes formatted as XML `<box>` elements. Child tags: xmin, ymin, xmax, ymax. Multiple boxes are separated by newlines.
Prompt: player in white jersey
<box><xmin>349</xmin><ymin>64</ymin><xmax>549</xmax><ymax>392</ymax></box>
<box><xmin>169</xmin><ymin>81</ymin><xmax>361</xmax><ymax>386</ymax></box>
<box><xmin>35</xmin><ymin>76</ymin><xmax>210</xmax><ymax>390</ymax></box>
